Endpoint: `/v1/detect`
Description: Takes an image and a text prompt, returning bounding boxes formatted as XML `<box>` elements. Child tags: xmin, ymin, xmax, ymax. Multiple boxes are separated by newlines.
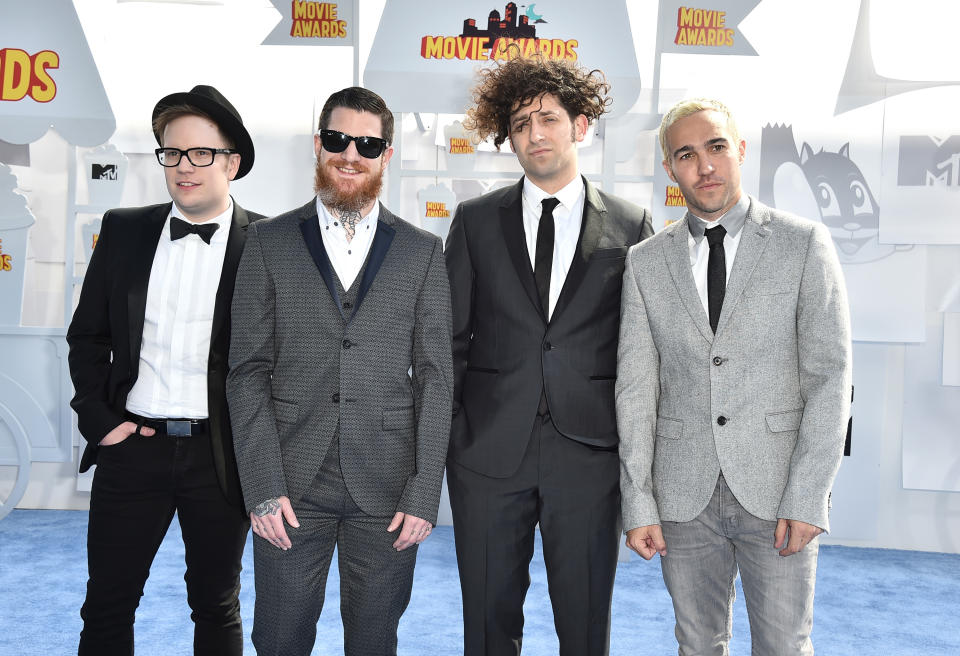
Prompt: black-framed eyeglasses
<box><xmin>155</xmin><ymin>147</ymin><xmax>237</xmax><ymax>167</ymax></box>
<box><xmin>317</xmin><ymin>129</ymin><xmax>388</xmax><ymax>159</ymax></box>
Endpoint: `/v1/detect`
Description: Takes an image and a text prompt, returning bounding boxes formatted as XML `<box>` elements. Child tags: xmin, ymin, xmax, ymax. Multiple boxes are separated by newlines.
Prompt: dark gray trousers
<box><xmin>447</xmin><ymin>415</ymin><xmax>622</xmax><ymax>656</ymax></box>
<box><xmin>251</xmin><ymin>436</ymin><xmax>419</xmax><ymax>656</ymax></box>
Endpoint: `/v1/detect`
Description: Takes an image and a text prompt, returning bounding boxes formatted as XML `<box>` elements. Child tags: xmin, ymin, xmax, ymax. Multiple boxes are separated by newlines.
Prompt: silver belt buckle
<box><xmin>166</xmin><ymin>420</ymin><xmax>192</xmax><ymax>437</ymax></box>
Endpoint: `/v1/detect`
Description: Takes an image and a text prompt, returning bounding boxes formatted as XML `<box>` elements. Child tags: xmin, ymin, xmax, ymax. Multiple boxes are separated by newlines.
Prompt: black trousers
<box><xmin>447</xmin><ymin>415</ymin><xmax>622</xmax><ymax>656</ymax></box>
<box><xmin>79</xmin><ymin>430</ymin><xmax>249</xmax><ymax>656</ymax></box>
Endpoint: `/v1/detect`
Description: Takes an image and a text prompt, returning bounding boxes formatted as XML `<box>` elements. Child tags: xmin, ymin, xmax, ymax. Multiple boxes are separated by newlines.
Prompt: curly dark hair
<box><xmin>464</xmin><ymin>54</ymin><xmax>611</xmax><ymax>149</ymax></box>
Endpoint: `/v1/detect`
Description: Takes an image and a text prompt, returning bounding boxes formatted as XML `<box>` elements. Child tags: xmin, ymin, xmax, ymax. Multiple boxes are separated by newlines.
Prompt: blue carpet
<box><xmin>1</xmin><ymin>509</ymin><xmax>958</xmax><ymax>655</ymax></box>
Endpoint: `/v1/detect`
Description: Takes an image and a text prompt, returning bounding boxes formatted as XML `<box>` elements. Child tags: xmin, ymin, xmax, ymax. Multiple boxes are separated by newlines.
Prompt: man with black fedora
<box><xmin>68</xmin><ymin>84</ymin><xmax>262</xmax><ymax>655</ymax></box>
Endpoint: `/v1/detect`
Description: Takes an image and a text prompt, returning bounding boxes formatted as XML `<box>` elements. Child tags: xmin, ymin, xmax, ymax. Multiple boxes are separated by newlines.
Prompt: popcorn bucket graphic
<box><xmin>83</xmin><ymin>144</ymin><xmax>127</xmax><ymax>208</ymax></box>
<box><xmin>0</xmin><ymin>164</ymin><xmax>35</xmax><ymax>326</ymax></box>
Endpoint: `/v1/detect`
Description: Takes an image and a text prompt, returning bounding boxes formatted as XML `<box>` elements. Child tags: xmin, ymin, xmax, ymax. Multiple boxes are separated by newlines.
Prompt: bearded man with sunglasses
<box><xmin>68</xmin><ymin>84</ymin><xmax>261</xmax><ymax>655</ymax></box>
<box><xmin>227</xmin><ymin>86</ymin><xmax>452</xmax><ymax>656</ymax></box>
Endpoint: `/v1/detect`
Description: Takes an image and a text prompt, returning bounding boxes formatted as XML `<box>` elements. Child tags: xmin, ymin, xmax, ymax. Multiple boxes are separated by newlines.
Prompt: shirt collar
<box><xmin>316</xmin><ymin>197</ymin><xmax>380</xmax><ymax>231</ymax></box>
<box><xmin>687</xmin><ymin>193</ymin><xmax>749</xmax><ymax>243</ymax></box>
<box><xmin>522</xmin><ymin>174</ymin><xmax>584</xmax><ymax>214</ymax></box>
<box><xmin>169</xmin><ymin>198</ymin><xmax>233</xmax><ymax>244</ymax></box>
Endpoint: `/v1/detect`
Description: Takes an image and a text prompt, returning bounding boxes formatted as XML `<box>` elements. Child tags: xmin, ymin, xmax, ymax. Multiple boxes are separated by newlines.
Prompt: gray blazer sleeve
<box><xmin>397</xmin><ymin>237</ymin><xmax>454</xmax><ymax>523</ymax></box>
<box><xmin>227</xmin><ymin>221</ymin><xmax>289</xmax><ymax>513</ymax></box>
<box><xmin>616</xmin><ymin>249</ymin><xmax>663</xmax><ymax>531</ymax></box>
<box><xmin>777</xmin><ymin>222</ymin><xmax>852</xmax><ymax>531</ymax></box>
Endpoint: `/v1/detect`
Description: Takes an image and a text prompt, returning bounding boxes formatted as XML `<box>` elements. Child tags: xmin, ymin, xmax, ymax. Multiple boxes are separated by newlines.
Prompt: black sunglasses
<box><xmin>318</xmin><ymin>129</ymin><xmax>388</xmax><ymax>159</ymax></box>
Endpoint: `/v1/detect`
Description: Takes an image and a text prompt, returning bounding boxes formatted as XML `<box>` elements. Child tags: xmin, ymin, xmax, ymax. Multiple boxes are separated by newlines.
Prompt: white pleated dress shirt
<box><xmin>125</xmin><ymin>202</ymin><xmax>233</xmax><ymax>419</ymax></box>
<box><xmin>521</xmin><ymin>175</ymin><xmax>585</xmax><ymax>320</ymax></box>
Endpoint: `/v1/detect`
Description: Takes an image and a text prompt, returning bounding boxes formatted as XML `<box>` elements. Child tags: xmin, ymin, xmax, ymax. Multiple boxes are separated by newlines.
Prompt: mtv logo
<box><xmin>91</xmin><ymin>164</ymin><xmax>118</xmax><ymax>181</ymax></box>
<box><xmin>897</xmin><ymin>135</ymin><xmax>960</xmax><ymax>187</ymax></box>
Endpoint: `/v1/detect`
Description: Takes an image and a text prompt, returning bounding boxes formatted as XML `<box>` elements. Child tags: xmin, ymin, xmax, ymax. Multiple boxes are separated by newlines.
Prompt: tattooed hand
<box><xmin>250</xmin><ymin>496</ymin><xmax>299</xmax><ymax>550</ymax></box>
<box><xmin>253</xmin><ymin>498</ymin><xmax>281</xmax><ymax>517</ymax></box>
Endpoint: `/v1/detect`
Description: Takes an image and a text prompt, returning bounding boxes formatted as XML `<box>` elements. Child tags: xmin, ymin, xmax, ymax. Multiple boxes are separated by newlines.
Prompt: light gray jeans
<box><xmin>659</xmin><ymin>475</ymin><xmax>818</xmax><ymax>655</ymax></box>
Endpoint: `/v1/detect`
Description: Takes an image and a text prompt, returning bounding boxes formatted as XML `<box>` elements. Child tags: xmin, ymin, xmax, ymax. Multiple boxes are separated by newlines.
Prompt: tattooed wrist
<box><xmin>254</xmin><ymin>498</ymin><xmax>281</xmax><ymax>517</ymax></box>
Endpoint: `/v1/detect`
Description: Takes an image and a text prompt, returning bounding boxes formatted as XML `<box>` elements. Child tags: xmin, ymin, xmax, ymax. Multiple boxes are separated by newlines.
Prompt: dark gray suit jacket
<box><xmin>445</xmin><ymin>178</ymin><xmax>653</xmax><ymax>478</ymax></box>
<box><xmin>227</xmin><ymin>199</ymin><xmax>453</xmax><ymax>524</ymax></box>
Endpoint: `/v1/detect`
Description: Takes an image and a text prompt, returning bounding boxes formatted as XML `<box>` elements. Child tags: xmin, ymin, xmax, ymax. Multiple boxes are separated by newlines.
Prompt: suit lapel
<box><xmin>552</xmin><ymin>178</ymin><xmax>603</xmax><ymax>320</ymax></box>
<box><xmin>663</xmin><ymin>216</ymin><xmax>714</xmax><ymax>343</ymax></box>
<box><xmin>715</xmin><ymin>199</ymin><xmax>772</xmax><ymax>334</ymax></box>
<box><xmin>499</xmin><ymin>179</ymin><xmax>545</xmax><ymax>321</ymax></box>
<box><xmin>299</xmin><ymin>201</ymin><xmax>346</xmax><ymax>321</ymax></box>
<box><xmin>127</xmin><ymin>204</ymin><xmax>169</xmax><ymax>369</ymax></box>
<box><xmin>209</xmin><ymin>202</ymin><xmax>251</xmax><ymax>353</ymax></box>
<box><xmin>353</xmin><ymin>206</ymin><xmax>396</xmax><ymax>319</ymax></box>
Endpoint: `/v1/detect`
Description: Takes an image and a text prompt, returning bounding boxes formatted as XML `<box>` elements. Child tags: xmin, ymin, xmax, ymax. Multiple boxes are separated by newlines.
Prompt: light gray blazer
<box><xmin>227</xmin><ymin>200</ymin><xmax>453</xmax><ymax>524</ymax></box>
<box><xmin>616</xmin><ymin>196</ymin><xmax>852</xmax><ymax>532</ymax></box>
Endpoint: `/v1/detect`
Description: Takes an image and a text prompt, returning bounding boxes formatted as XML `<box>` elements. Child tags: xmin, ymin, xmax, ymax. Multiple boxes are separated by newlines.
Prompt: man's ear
<box><xmin>226</xmin><ymin>153</ymin><xmax>241</xmax><ymax>181</ymax></box>
<box><xmin>574</xmin><ymin>114</ymin><xmax>588</xmax><ymax>143</ymax></box>
<box><xmin>662</xmin><ymin>159</ymin><xmax>677</xmax><ymax>183</ymax></box>
<box><xmin>381</xmin><ymin>145</ymin><xmax>395</xmax><ymax>168</ymax></box>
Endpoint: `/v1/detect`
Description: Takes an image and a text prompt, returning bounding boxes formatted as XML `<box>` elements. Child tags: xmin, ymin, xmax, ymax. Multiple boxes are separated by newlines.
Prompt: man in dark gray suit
<box><xmin>227</xmin><ymin>87</ymin><xmax>452</xmax><ymax>656</ymax></box>
<box><xmin>617</xmin><ymin>98</ymin><xmax>852</xmax><ymax>654</ymax></box>
<box><xmin>445</xmin><ymin>57</ymin><xmax>653</xmax><ymax>655</ymax></box>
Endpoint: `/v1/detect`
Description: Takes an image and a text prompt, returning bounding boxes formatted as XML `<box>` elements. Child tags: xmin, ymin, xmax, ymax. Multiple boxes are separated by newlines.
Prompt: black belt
<box><xmin>126</xmin><ymin>412</ymin><xmax>209</xmax><ymax>437</ymax></box>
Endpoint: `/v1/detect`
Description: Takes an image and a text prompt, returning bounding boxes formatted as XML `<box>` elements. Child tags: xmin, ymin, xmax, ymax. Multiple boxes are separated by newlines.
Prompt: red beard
<box><xmin>313</xmin><ymin>155</ymin><xmax>384</xmax><ymax>216</ymax></box>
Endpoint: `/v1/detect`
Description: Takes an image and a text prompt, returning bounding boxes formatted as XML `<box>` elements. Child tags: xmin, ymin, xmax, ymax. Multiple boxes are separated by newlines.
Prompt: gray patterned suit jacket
<box><xmin>227</xmin><ymin>199</ymin><xmax>453</xmax><ymax>524</ymax></box>
<box><xmin>617</xmin><ymin>196</ymin><xmax>852</xmax><ymax>533</ymax></box>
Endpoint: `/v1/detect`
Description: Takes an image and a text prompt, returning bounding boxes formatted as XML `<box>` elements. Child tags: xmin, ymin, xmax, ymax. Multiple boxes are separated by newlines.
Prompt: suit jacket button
<box><xmin>343</xmin><ymin>301</ymin><xmax>352</xmax><ymax>309</ymax></box>
<box><xmin>713</xmin><ymin>356</ymin><xmax>723</xmax><ymax>366</ymax></box>
<box><xmin>342</xmin><ymin>339</ymin><xmax>352</xmax><ymax>349</ymax></box>
<box><xmin>542</xmin><ymin>341</ymin><xmax>552</xmax><ymax>351</ymax></box>
<box><xmin>332</xmin><ymin>393</ymin><xmax>340</xmax><ymax>403</ymax></box>
<box><xmin>717</xmin><ymin>416</ymin><xmax>727</xmax><ymax>426</ymax></box>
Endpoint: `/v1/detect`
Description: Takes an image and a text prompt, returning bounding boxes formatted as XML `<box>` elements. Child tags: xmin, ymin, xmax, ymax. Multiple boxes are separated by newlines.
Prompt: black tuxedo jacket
<box><xmin>445</xmin><ymin>178</ymin><xmax>653</xmax><ymax>478</ymax></box>
<box><xmin>67</xmin><ymin>201</ymin><xmax>262</xmax><ymax>508</ymax></box>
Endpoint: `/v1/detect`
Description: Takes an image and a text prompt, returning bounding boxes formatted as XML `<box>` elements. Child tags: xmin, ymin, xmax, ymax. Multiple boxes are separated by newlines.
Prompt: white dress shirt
<box><xmin>316</xmin><ymin>197</ymin><xmax>379</xmax><ymax>290</ymax></box>
<box><xmin>521</xmin><ymin>175</ymin><xmax>585</xmax><ymax>320</ymax></box>
<box><xmin>125</xmin><ymin>202</ymin><xmax>233</xmax><ymax>419</ymax></box>
<box><xmin>687</xmin><ymin>194</ymin><xmax>750</xmax><ymax>316</ymax></box>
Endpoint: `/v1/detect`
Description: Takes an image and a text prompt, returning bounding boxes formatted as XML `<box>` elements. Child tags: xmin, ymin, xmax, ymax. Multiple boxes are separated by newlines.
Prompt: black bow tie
<box><xmin>170</xmin><ymin>217</ymin><xmax>219</xmax><ymax>244</ymax></box>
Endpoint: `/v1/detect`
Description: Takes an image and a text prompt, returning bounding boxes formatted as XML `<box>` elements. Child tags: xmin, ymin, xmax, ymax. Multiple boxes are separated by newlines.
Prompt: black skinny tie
<box><xmin>705</xmin><ymin>224</ymin><xmax>727</xmax><ymax>333</ymax></box>
<box><xmin>534</xmin><ymin>197</ymin><xmax>560</xmax><ymax>319</ymax></box>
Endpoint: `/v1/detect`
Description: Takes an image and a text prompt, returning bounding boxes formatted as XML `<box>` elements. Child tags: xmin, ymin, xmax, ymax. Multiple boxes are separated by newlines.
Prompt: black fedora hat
<box><xmin>152</xmin><ymin>84</ymin><xmax>255</xmax><ymax>180</ymax></box>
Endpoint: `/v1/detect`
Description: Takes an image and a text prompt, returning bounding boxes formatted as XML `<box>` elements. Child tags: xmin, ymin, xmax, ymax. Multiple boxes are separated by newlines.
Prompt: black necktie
<box><xmin>170</xmin><ymin>217</ymin><xmax>219</xmax><ymax>244</ymax></box>
<box><xmin>534</xmin><ymin>197</ymin><xmax>560</xmax><ymax>319</ymax></box>
<box><xmin>705</xmin><ymin>224</ymin><xmax>727</xmax><ymax>333</ymax></box>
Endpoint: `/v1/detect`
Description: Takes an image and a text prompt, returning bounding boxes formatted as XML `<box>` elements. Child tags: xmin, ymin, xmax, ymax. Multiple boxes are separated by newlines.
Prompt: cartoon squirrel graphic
<box><xmin>759</xmin><ymin>123</ymin><xmax>907</xmax><ymax>263</ymax></box>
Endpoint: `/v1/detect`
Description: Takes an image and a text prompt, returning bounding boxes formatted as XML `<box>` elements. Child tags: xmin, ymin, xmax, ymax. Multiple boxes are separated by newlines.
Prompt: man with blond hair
<box><xmin>617</xmin><ymin>97</ymin><xmax>852</xmax><ymax>654</ymax></box>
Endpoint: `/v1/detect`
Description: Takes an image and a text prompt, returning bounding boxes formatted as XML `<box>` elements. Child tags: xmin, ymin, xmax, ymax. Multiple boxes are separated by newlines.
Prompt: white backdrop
<box><xmin>1</xmin><ymin>0</ymin><xmax>958</xmax><ymax>553</ymax></box>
